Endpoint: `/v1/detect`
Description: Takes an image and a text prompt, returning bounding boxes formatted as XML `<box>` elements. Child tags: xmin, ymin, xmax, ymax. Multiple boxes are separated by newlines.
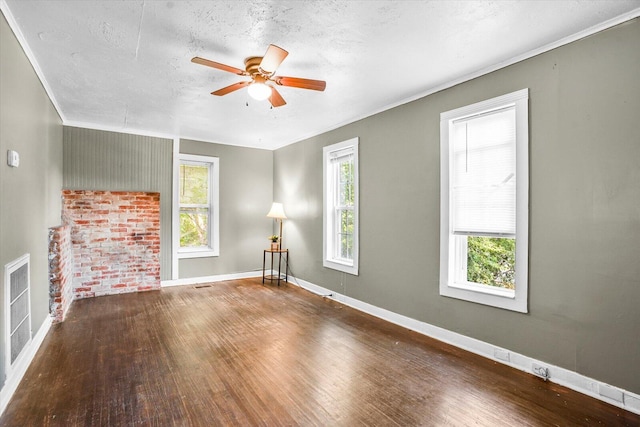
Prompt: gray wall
<box><xmin>274</xmin><ymin>19</ymin><xmax>640</xmax><ymax>394</ymax></box>
<box><xmin>0</xmin><ymin>12</ymin><xmax>63</xmax><ymax>386</ymax></box>
<box><xmin>179</xmin><ymin>139</ymin><xmax>273</xmax><ymax>279</ymax></box>
<box><xmin>63</xmin><ymin>127</ymin><xmax>173</xmax><ymax>280</ymax></box>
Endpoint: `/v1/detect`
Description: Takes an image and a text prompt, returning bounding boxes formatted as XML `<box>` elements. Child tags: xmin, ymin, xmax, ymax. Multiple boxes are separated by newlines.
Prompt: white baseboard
<box><xmin>290</xmin><ymin>275</ymin><xmax>640</xmax><ymax>416</ymax></box>
<box><xmin>161</xmin><ymin>270</ymin><xmax>262</xmax><ymax>288</ymax></box>
<box><xmin>0</xmin><ymin>315</ymin><xmax>52</xmax><ymax>418</ymax></box>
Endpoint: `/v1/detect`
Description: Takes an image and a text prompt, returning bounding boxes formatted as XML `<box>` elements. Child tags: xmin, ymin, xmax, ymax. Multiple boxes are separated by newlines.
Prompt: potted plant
<box><xmin>268</xmin><ymin>235</ymin><xmax>280</xmax><ymax>250</ymax></box>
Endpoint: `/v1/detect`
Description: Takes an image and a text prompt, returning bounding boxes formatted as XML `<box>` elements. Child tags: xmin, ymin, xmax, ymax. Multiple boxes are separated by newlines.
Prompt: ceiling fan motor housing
<box><xmin>245</xmin><ymin>56</ymin><xmax>268</xmax><ymax>77</ymax></box>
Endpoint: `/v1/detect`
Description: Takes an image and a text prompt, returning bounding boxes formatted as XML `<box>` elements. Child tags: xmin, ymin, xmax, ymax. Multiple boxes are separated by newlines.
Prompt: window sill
<box><xmin>178</xmin><ymin>249</ymin><xmax>219</xmax><ymax>259</ymax></box>
<box><xmin>323</xmin><ymin>259</ymin><xmax>358</xmax><ymax>276</ymax></box>
<box><xmin>449</xmin><ymin>281</ymin><xmax>515</xmax><ymax>298</ymax></box>
<box><xmin>440</xmin><ymin>281</ymin><xmax>526</xmax><ymax>313</ymax></box>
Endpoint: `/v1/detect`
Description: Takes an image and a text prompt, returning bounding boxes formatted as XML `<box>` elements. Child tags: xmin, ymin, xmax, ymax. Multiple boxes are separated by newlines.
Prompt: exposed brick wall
<box><xmin>62</xmin><ymin>190</ymin><xmax>161</xmax><ymax>299</ymax></box>
<box><xmin>48</xmin><ymin>225</ymin><xmax>73</xmax><ymax>323</ymax></box>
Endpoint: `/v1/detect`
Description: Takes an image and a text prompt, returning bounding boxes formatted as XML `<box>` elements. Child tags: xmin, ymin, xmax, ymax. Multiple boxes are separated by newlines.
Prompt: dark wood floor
<box><xmin>1</xmin><ymin>278</ymin><xmax>638</xmax><ymax>426</ymax></box>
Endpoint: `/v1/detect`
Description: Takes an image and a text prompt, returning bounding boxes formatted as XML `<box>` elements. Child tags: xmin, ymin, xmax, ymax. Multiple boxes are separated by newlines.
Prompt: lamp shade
<box><xmin>267</xmin><ymin>202</ymin><xmax>287</xmax><ymax>219</ymax></box>
<box><xmin>248</xmin><ymin>79</ymin><xmax>272</xmax><ymax>101</ymax></box>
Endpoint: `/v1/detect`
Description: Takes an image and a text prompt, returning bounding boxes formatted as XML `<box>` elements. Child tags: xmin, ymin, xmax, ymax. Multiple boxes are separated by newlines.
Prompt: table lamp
<box><xmin>267</xmin><ymin>202</ymin><xmax>287</xmax><ymax>249</ymax></box>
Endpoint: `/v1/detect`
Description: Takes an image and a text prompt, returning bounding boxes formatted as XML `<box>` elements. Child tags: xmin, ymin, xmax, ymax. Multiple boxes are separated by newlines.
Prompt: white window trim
<box><xmin>323</xmin><ymin>137</ymin><xmax>359</xmax><ymax>275</ymax></box>
<box><xmin>175</xmin><ymin>153</ymin><xmax>220</xmax><ymax>260</ymax></box>
<box><xmin>440</xmin><ymin>89</ymin><xmax>529</xmax><ymax>312</ymax></box>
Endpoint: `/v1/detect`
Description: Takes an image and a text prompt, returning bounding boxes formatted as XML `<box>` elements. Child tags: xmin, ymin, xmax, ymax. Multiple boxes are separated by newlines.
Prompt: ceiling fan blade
<box><xmin>192</xmin><ymin>57</ymin><xmax>247</xmax><ymax>75</ymax></box>
<box><xmin>212</xmin><ymin>81</ymin><xmax>250</xmax><ymax>96</ymax></box>
<box><xmin>260</xmin><ymin>44</ymin><xmax>288</xmax><ymax>74</ymax></box>
<box><xmin>274</xmin><ymin>76</ymin><xmax>326</xmax><ymax>91</ymax></box>
<box><xmin>268</xmin><ymin>86</ymin><xmax>287</xmax><ymax>108</ymax></box>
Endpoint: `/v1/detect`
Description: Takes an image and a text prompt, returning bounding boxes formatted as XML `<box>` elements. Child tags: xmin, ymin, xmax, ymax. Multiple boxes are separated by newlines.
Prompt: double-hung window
<box><xmin>177</xmin><ymin>154</ymin><xmax>219</xmax><ymax>258</ymax></box>
<box><xmin>440</xmin><ymin>89</ymin><xmax>529</xmax><ymax>312</ymax></box>
<box><xmin>323</xmin><ymin>138</ymin><xmax>359</xmax><ymax>275</ymax></box>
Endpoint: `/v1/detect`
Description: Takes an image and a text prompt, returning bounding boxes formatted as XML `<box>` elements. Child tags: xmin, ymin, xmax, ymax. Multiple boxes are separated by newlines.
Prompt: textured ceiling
<box><xmin>2</xmin><ymin>1</ymin><xmax>639</xmax><ymax>149</ymax></box>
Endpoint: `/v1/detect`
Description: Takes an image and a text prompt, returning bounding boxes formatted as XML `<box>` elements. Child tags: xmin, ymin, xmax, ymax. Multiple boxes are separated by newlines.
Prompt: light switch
<box><xmin>7</xmin><ymin>150</ymin><xmax>19</xmax><ymax>167</ymax></box>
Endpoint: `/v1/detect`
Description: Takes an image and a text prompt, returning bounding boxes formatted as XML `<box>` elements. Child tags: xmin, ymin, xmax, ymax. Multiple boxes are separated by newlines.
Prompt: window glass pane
<box><xmin>180</xmin><ymin>208</ymin><xmax>209</xmax><ymax>247</ymax></box>
<box><xmin>340</xmin><ymin>233</ymin><xmax>353</xmax><ymax>259</ymax></box>
<box><xmin>336</xmin><ymin>209</ymin><xmax>354</xmax><ymax>260</ymax></box>
<box><xmin>338</xmin><ymin>159</ymin><xmax>354</xmax><ymax>206</ymax></box>
<box><xmin>467</xmin><ymin>236</ymin><xmax>515</xmax><ymax>289</ymax></box>
<box><xmin>180</xmin><ymin>164</ymin><xmax>209</xmax><ymax>205</ymax></box>
<box><xmin>340</xmin><ymin>209</ymin><xmax>354</xmax><ymax>234</ymax></box>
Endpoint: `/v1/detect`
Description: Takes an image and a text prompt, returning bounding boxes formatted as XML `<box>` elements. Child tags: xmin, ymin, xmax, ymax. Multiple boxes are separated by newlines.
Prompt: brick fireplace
<box><xmin>48</xmin><ymin>224</ymin><xmax>73</xmax><ymax>323</ymax></box>
<box><xmin>56</xmin><ymin>190</ymin><xmax>161</xmax><ymax>304</ymax></box>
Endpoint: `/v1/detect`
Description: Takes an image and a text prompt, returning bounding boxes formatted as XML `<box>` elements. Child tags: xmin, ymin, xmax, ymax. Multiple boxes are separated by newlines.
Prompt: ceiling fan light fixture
<box><xmin>192</xmin><ymin>44</ymin><xmax>326</xmax><ymax>108</ymax></box>
<box><xmin>248</xmin><ymin>81</ymin><xmax>272</xmax><ymax>101</ymax></box>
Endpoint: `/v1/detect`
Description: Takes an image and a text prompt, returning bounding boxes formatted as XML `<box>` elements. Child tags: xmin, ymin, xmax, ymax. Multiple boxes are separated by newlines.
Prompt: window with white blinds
<box><xmin>440</xmin><ymin>89</ymin><xmax>529</xmax><ymax>313</ymax></box>
<box><xmin>323</xmin><ymin>138</ymin><xmax>359</xmax><ymax>275</ymax></box>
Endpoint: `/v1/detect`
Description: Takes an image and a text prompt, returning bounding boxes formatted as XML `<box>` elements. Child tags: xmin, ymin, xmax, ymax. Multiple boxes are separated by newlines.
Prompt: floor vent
<box><xmin>4</xmin><ymin>254</ymin><xmax>32</xmax><ymax>374</ymax></box>
<box><xmin>194</xmin><ymin>284</ymin><xmax>212</xmax><ymax>289</ymax></box>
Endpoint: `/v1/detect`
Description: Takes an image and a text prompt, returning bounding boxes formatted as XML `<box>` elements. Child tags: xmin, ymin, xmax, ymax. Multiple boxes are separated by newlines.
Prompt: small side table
<box><xmin>262</xmin><ymin>249</ymin><xmax>289</xmax><ymax>286</ymax></box>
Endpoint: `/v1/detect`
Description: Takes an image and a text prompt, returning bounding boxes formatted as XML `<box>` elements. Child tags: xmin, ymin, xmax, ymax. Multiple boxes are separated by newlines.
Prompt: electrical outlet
<box><xmin>532</xmin><ymin>363</ymin><xmax>550</xmax><ymax>380</ymax></box>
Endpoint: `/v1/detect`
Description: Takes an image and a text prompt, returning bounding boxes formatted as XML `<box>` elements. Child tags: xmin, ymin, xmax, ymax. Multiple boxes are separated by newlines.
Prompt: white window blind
<box><xmin>330</xmin><ymin>147</ymin><xmax>354</xmax><ymax>162</ymax></box>
<box><xmin>451</xmin><ymin>106</ymin><xmax>516</xmax><ymax>237</ymax></box>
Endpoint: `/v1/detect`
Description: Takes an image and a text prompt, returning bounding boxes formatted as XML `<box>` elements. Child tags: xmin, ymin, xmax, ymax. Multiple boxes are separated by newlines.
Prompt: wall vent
<box><xmin>4</xmin><ymin>254</ymin><xmax>32</xmax><ymax>374</ymax></box>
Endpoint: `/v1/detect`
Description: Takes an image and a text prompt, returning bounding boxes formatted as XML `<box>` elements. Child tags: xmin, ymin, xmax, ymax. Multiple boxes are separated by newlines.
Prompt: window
<box><xmin>177</xmin><ymin>154</ymin><xmax>219</xmax><ymax>258</ymax></box>
<box><xmin>440</xmin><ymin>89</ymin><xmax>529</xmax><ymax>312</ymax></box>
<box><xmin>323</xmin><ymin>138</ymin><xmax>359</xmax><ymax>275</ymax></box>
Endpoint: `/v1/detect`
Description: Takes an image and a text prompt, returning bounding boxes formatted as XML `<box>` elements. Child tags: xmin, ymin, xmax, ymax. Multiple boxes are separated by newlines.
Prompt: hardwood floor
<box><xmin>1</xmin><ymin>278</ymin><xmax>638</xmax><ymax>426</ymax></box>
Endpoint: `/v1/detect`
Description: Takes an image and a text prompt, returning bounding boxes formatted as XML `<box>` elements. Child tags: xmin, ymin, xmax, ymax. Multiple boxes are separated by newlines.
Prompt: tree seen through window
<box><xmin>179</xmin><ymin>163</ymin><xmax>210</xmax><ymax>248</ymax></box>
<box><xmin>467</xmin><ymin>236</ymin><xmax>515</xmax><ymax>289</ymax></box>
<box><xmin>336</xmin><ymin>158</ymin><xmax>354</xmax><ymax>260</ymax></box>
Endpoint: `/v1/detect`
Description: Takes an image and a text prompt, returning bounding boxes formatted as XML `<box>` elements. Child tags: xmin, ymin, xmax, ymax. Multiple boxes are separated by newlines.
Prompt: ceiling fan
<box><xmin>191</xmin><ymin>44</ymin><xmax>326</xmax><ymax>108</ymax></box>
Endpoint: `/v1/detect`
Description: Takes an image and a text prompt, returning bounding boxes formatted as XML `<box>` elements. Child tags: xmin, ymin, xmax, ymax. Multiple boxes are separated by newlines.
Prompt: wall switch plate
<box><xmin>7</xmin><ymin>150</ymin><xmax>19</xmax><ymax>167</ymax></box>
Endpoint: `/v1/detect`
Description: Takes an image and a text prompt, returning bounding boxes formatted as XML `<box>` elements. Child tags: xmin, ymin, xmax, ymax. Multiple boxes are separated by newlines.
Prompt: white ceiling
<box><xmin>3</xmin><ymin>1</ymin><xmax>639</xmax><ymax>150</ymax></box>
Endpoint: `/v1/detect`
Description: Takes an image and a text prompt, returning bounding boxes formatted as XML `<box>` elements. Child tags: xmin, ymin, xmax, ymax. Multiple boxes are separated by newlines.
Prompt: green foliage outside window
<box><xmin>337</xmin><ymin>159</ymin><xmax>354</xmax><ymax>260</ymax></box>
<box><xmin>467</xmin><ymin>236</ymin><xmax>515</xmax><ymax>289</ymax></box>
<box><xmin>180</xmin><ymin>164</ymin><xmax>210</xmax><ymax>248</ymax></box>
<box><xmin>180</xmin><ymin>210</ymin><xmax>208</xmax><ymax>247</ymax></box>
<box><xmin>339</xmin><ymin>210</ymin><xmax>354</xmax><ymax>259</ymax></box>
